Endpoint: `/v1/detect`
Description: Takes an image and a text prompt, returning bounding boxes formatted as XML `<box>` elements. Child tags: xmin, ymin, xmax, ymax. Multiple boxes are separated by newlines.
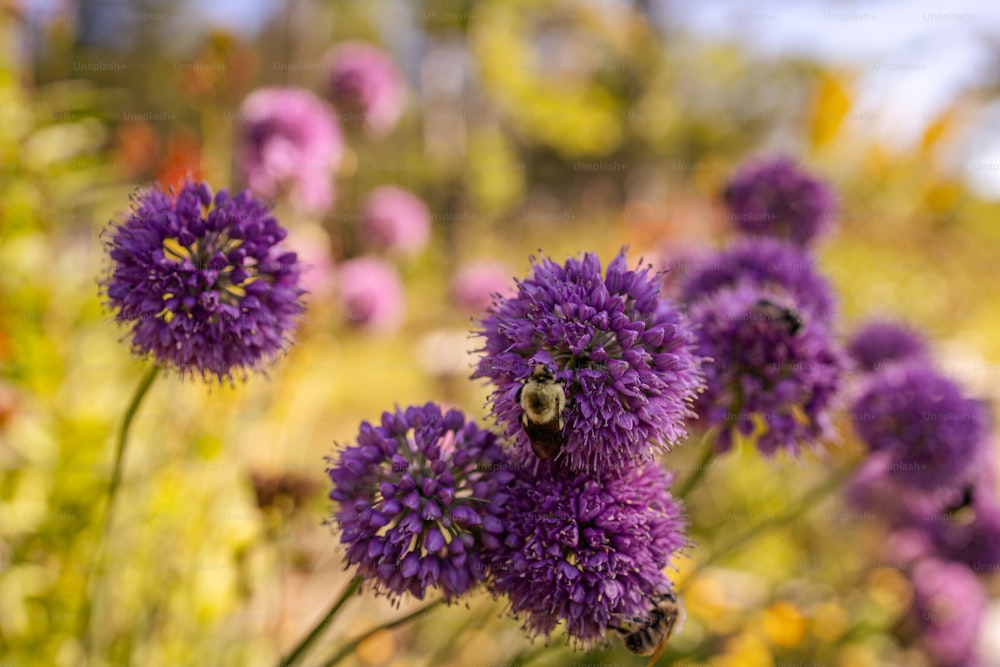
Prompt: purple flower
<box><xmin>678</xmin><ymin>237</ymin><xmax>836</xmax><ymax>325</ymax></box>
<box><xmin>921</xmin><ymin>487</ymin><xmax>1000</xmax><ymax>574</ymax></box>
<box><xmin>236</xmin><ymin>87</ymin><xmax>342</xmax><ymax>215</ymax></box>
<box><xmin>324</xmin><ymin>41</ymin><xmax>405</xmax><ymax>136</ymax></box>
<box><xmin>851</xmin><ymin>363</ymin><xmax>987</xmax><ymax>493</ymax></box>
<box><xmin>359</xmin><ymin>186</ymin><xmax>431</xmax><ymax>257</ymax></box>
<box><xmin>687</xmin><ymin>283</ymin><xmax>845</xmax><ymax>454</ymax></box>
<box><xmin>326</xmin><ymin>404</ymin><xmax>513</xmax><ymax>601</ymax></box>
<box><xmin>450</xmin><ymin>262</ymin><xmax>515</xmax><ymax>313</ymax></box>
<box><xmin>911</xmin><ymin>559</ymin><xmax>986</xmax><ymax>667</ymax></box>
<box><xmin>847</xmin><ymin>319</ymin><xmax>929</xmax><ymax>373</ymax></box>
<box><xmin>102</xmin><ymin>182</ymin><xmax>304</xmax><ymax>382</ymax></box>
<box><xmin>723</xmin><ymin>156</ymin><xmax>836</xmax><ymax>246</ymax></box>
<box><xmin>337</xmin><ymin>257</ymin><xmax>405</xmax><ymax>334</ymax></box>
<box><xmin>485</xmin><ymin>462</ymin><xmax>686</xmax><ymax>647</ymax></box>
<box><xmin>473</xmin><ymin>250</ymin><xmax>704</xmax><ymax>471</ymax></box>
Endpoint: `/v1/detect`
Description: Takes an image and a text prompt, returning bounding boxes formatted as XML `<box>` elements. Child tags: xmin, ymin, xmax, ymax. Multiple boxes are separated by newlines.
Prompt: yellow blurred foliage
<box><xmin>761</xmin><ymin>601</ymin><xmax>806</xmax><ymax>649</ymax></box>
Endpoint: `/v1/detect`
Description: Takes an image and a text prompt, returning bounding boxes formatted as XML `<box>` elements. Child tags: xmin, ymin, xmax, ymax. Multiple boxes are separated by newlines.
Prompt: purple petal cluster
<box><xmin>847</xmin><ymin>319</ymin><xmax>929</xmax><ymax>373</ymax></box>
<box><xmin>327</xmin><ymin>404</ymin><xmax>514</xmax><ymax>601</ymax></box>
<box><xmin>359</xmin><ymin>186</ymin><xmax>431</xmax><ymax>257</ymax></box>
<box><xmin>103</xmin><ymin>181</ymin><xmax>304</xmax><ymax>382</ymax></box>
<box><xmin>236</xmin><ymin>87</ymin><xmax>342</xmax><ymax>215</ymax></box>
<box><xmin>678</xmin><ymin>237</ymin><xmax>836</xmax><ymax>325</ymax></box>
<box><xmin>324</xmin><ymin>41</ymin><xmax>405</xmax><ymax>136</ymax></box>
<box><xmin>687</xmin><ymin>283</ymin><xmax>845</xmax><ymax>454</ymax></box>
<box><xmin>337</xmin><ymin>257</ymin><xmax>405</xmax><ymax>334</ymax></box>
<box><xmin>473</xmin><ymin>250</ymin><xmax>704</xmax><ymax>471</ymax></box>
<box><xmin>911</xmin><ymin>559</ymin><xmax>986</xmax><ymax>667</ymax></box>
<box><xmin>485</xmin><ymin>462</ymin><xmax>686</xmax><ymax>647</ymax></box>
<box><xmin>723</xmin><ymin>156</ymin><xmax>836</xmax><ymax>246</ymax></box>
<box><xmin>850</xmin><ymin>363</ymin><xmax>987</xmax><ymax>493</ymax></box>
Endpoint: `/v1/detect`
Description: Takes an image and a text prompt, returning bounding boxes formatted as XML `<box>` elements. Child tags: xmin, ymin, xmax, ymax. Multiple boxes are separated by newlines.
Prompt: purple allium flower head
<box><xmin>236</xmin><ymin>87</ymin><xmax>342</xmax><ymax>215</ymax></box>
<box><xmin>450</xmin><ymin>261</ymin><xmax>515</xmax><ymax>313</ymax></box>
<box><xmin>473</xmin><ymin>250</ymin><xmax>704</xmax><ymax>471</ymax></box>
<box><xmin>678</xmin><ymin>237</ymin><xmax>836</xmax><ymax>325</ymax></box>
<box><xmin>723</xmin><ymin>156</ymin><xmax>836</xmax><ymax>246</ymax></box>
<box><xmin>911</xmin><ymin>559</ymin><xmax>986</xmax><ymax>667</ymax></box>
<box><xmin>337</xmin><ymin>256</ymin><xmax>405</xmax><ymax>334</ymax></box>
<box><xmin>359</xmin><ymin>186</ymin><xmax>431</xmax><ymax>257</ymax></box>
<box><xmin>327</xmin><ymin>403</ymin><xmax>513</xmax><ymax>601</ymax></box>
<box><xmin>851</xmin><ymin>363</ymin><xmax>987</xmax><ymax>493</ymax></box>
<box><xmin>102</xmin><ymin>181</ymin><xmax>304</xmax><ymax>382</ymax></box>
<box><xmin>921</xmin><ymin>488</ymin><xmax>1000</xmax><ymax>574</ymax></box>
<box><xmin>324</xmin><ymin>41</ymin><xmax>405</xmax><ymax>136</ymax></box>
<box><xmin>688</xmin><ymin>283</ymin><xmax>845</xmax><ymax>454</ymax></box>
<box><xmin>847</xmin><ymin>319</ymin><xmax>930</xmax><ymax>374</ymax></box>
<box><xmin>485</xmin><ymin>462</ymin><xmax>686</xmax><ymax>647</ymax></box>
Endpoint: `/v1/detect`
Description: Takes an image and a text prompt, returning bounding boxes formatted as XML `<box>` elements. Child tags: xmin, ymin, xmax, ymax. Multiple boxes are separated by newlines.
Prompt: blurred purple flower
<box><xmin>327</xmin><ymin>404</ymin><xmax>513</xmax><ymax>601</ymax></box>
<box><xmin>921</xmin><ymin>487</ymin><xmax>1000</xmax><ymax>574</ymax></box>
<box><xmin>450</xmin><ymin>261</ymin><xmax>515</xmax><ymax>313</ymax></box>
<box><xmin>236</xmin><ymin>87</ymin><xmax>342</xmax><ymax>215</ymax></box>
<box><xmin>336</xmin><ymin>257</ymin><xmax>405</xmax><ymax>334</ymax></box>
<box><xmin>102</xmin><ymin>182</ymin><xmax>304</xmax><ymax>382</ymax></box>
<box><xmin>851</xmin><ymin>363</ymin><xmax>987</xmax><ymax>494</ymax></box>
<box><xmin>679</xmin><ymin>237</ymin><xmax>836</xmax><ymax>325</ymax></box>
<box><xmin>286</xmin><ymin>224</ymin><xmax>335</xmax><ymax>298</ymax></box>
<box><xmin>911</xmin><ymin>559</ymin><xmax>986</xmax><ymax>667</ymax></box>
<box><xmin>723</xmin><ymin>156</ymin><xmax>836</xmax><ymax>247</ymax></box>
<box><xmin>688</xmin><ymin>283</ymin><xmax>845</xmax><ymax>454</ymax></box>
<box><xmin>359</xmin><ymin>186</ymin><xmax>431</xmax><ymax>257</ymax></box>
<box><xmin>473</xmin><ymin>250</ymin><xmax>704</xmax><ymax>471</ymax></box>
<box><xmin>847</xmin><ymin>319</ymin><xmax>930</xmax><ymax>374</ymax></box>
<box><xmin>485</xmin><ymin>462</ymin><xmax>686</xmax><ymax>647</ymax></box>
<box><xmin>324</xmin><ymin>41</ymin><xmax>405</xmax><ymax>136</ymax></box>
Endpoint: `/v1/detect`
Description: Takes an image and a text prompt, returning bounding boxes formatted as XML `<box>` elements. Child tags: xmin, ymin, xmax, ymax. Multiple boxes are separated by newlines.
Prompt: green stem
<box><xmin>102</xmin><ymin>365</ymin><xmax>161</xmax><ymax>538</ymax></box>
<box><xmin>279</xmin><ymin>576</ymin><xmax>362</xmax><ymax>667</ymax></box>
<box><xmin>677</xmin><ymin>431</ymin><xmax>717</xmax><ymax>499</ymax></box>
<box><xmin>318</xmin><ymin>598</ymin><xmax>445</xmax><ymax>667</ymax></box>
<box><xmin>78</xmin><ymin>364</ymin><xmax>161</xmax><ymax>655</ymax></box>
<box><xmin>684</xmin><ymin>458</ymin><xmax>864</xmax><ymax>585</ymax></box>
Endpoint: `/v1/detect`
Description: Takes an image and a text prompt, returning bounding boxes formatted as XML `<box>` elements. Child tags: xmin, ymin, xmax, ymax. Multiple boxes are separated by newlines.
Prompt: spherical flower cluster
<box><xmin>850</xmin><ymin>363</ymin><xmax>987</xmax><ymax>493</ymax></box>
<box><xmin>236</xmin><ymin>87</ymin><xmax>342</xmax><ymax>215</ymax></box>
<box><xmin>474</xmin><ymin>250</ymin><xmax>704</xmax><ymax>471</ymax></box>
<box><xmin>485</xmin><ymin>462</ymin><xmax>686</xmax><ymax>646</ymax></box>
<box><xmin>847</xmin><ymin>319</ymin><xmax>929</xmax><ymax>373</ymax></box>
<box><xmin>687</xmin><ymin>283</ymin><xmax>845</xmax><ymax>454</ymax></box>
<box><xmin>103</xmin><ymin>181</ymin><xmax>304</xmax><ymax>382</ymax></box>
<box><xmin>450</xmin><ymin>262</ymin><xmax>515</xmax><ymax>313</ymax></box>
<box><xmin>911</xmin><ymin>559</ymin><xmax>986</xmax><ymax>667</ymax></box>
<box><xmin>327</xmin><ymin>404</ymin><xmax>513</xmax><ymax>601</ymax></box>
<box><xmin>337</xmin><ymin>257</ymin><xmax>405</xmax><ymax>334</ymax></box>
<box><xmin>324</xmin><ymin>41</ymin><xmax>405</xmax><ymax>136</ymax></box>
<box><xmin>722</xmin><ymin>156</ymin><xmax>836</xmax><ymax>247</ymax></box>
<box><xmin>921</xmin><ymin>490</ymin><xmax>1000</xmax><ymax>573</ymax></box>
<box><xmin>359</xmin><ymin>186</ymin><xmax>431</xmax><ymax>257</ymax></box>
<box><xmin>678</xmin><ymin>237</ymin><xmax>836</xmax><ymax>325</ymax></box>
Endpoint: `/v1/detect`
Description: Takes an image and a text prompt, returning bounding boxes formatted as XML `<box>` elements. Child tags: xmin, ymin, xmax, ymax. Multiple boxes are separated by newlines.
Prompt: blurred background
<box><xmin>2</xmin><ymin>0</ymin><xmax>1000</xmax><ymax>665</ymax></box>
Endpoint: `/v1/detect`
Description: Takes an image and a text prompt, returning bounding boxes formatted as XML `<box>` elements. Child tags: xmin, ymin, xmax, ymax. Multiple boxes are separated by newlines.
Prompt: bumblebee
<box><xmin>754</xmin><ymin>298</ymin><xmax>803</xmax><ymax>335</ymax></box>
<box><xmin>516</xmin><ymin>363</ymin><xmax>566</xmax><ymax>460</ymax></box>
<box><xmin>613</xmin><ymin>590</ymin><xmax>685</xmax><ymax>666</ymax></box>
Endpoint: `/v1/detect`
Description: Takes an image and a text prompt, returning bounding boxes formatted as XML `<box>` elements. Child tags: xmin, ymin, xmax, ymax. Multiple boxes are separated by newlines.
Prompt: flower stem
<box><xmin>677</xmin><ymin>431</ymin><xmax>717</xmax><ymax>499</ymax></box>
<box><xmin>318</xmin><ymin>598</ymin><xmax>445</xmax><ymax>667</ymax></box>
<box><xmin>102</xmin><ymin>365</ymin><xmax>161</xmax><ymax>537</ymax></box>
<box><xmin>279</xmin><ymin>576</ymin><xmax>362</xmax><ymax>667</ymax></box>
<box><xmin>685</xmin><ymin>458</ymin><xmax>863</xmax><ymax>583</ymax></box>
<box><xmin>78</xmin><ymin>364</ymin><xmax>161</xmax><ymax>654</ymax></box>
